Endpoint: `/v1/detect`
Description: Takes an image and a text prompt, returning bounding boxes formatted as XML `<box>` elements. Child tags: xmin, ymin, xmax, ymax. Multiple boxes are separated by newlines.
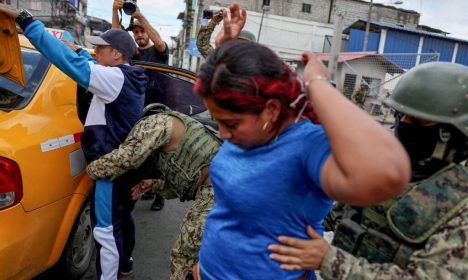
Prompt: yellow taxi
<box><xmin>0</xmin><ymin>26</ymin><xmax>205</xmax><ymax>279</ymax></box>
<box><xmin>0</xmin><ymin>32</ymin><xmax>94</xmax><ymax>279</ymax></box>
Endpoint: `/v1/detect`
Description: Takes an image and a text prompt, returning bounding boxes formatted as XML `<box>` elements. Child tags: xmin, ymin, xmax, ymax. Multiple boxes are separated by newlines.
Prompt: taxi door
<box><xmin>0</xmin><ymin>13</ymin><xmax>25</xmax><ymax>87</ymax></box>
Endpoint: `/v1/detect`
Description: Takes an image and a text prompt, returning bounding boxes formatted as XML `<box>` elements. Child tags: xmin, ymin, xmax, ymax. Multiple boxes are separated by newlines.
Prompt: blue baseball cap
<box><xmin>86</xmin><ymin>28</ymin><xmax>137</xmax><ymax>59</ymax></box>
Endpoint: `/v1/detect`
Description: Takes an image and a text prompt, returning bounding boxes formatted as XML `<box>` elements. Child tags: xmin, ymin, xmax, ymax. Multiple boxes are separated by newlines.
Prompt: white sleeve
<box><xmin>87</xmin><ymin>62</ymin><xmax>125</xmax><ymax>104</ymax></box>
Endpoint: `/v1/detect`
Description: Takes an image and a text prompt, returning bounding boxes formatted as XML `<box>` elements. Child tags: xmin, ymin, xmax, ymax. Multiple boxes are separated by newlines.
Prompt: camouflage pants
<box><xmin>170</xmin><ymin>184</ymin><xmax>214</xmax><ymax>280</ymax></box>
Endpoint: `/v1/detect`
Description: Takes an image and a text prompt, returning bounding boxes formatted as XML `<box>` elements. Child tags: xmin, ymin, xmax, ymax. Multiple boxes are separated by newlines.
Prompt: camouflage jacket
<box><xmin>351</xmin><ymin>89</ymin><xmax>366</xmax><ymax>105</ymax></box>
<box><xmin>320</xmin><ymin>164</ymin><xmax>468</xmax><ymax>279</ymax></box>
<box><xmin>87</xmin><ymin>111</ymin><xmax>220</xmax><ymax>201</ymax></box>
<box><xmin>196</xmin><ymin>14</ymin><xmax>223</xmax><ymax>59</ymax></box>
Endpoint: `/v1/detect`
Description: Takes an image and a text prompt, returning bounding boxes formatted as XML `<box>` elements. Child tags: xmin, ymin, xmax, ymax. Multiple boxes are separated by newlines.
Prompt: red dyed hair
<box><xmin>195</xmin><ymin>40</ymin><xmax>319</xmax><ymax>126</ymax></box>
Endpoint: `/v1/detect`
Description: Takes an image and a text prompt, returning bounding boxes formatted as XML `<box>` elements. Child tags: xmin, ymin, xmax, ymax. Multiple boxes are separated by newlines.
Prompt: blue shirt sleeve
<box><xmin>304</xmin><ymin>125</ymin><xmax>332</xmax><ymax>190</ymax></box>
<box><xmin>77</xmin><ymin>49</ymin><xmax>96</xmax><ymax>64</ymax></box>
<box><xmin>23</xmin><ymin>20</ymin><xmax>91</xmax><ymax>88</ymax></box>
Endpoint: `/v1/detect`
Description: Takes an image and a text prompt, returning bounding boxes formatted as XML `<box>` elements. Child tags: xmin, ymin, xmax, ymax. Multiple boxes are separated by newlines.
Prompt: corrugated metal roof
<box><xmin>316</xmin><ymin>52</ymin><xmax>376</xmax><ymax>63</ymax></box>
<box><xmin>317</xmin><ymin>52</ymin><xmax>404</xmax><ymax>74</ymax></box>
<box><xmin>366</xmin><ymin>20</ymin><xmax>468</xmax><ymax>45</ymax></box>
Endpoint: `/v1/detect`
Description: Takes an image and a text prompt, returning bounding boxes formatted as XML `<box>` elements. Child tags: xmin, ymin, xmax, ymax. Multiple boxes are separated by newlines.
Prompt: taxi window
<box><xmin>144</xmin><ymin>68</ymin><xmax>206</xmax><ymax>116</ymax></box>
<box><xmin>0</xmin><ymin>47</ymin><xmax>49</xmax><ymax>110</ymax></box>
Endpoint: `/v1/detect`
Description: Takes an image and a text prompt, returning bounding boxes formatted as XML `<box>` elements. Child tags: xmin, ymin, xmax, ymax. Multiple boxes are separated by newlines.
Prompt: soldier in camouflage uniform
<box><xmin>351</xmin><ymin>83</ymin><xmax>368</xmax><ymax>108</ymax></box>
<box><xmin>268</xmin><ymin>62</ymin><xmax>468</xmax><ymax>279</ymax></box>
<box><xmin>196</xmin><ymin>6</ymin><xmax>256</xmax><ymax>59</ymax></box>
<box><xmin>86</xmin><ymin>104</ymin><xmax>220</xmax><ymax>280</ymax></box>
<box><xmin>196</xmin><ymin>10</ymin><xmax>224</xmax><ymax>58</ymax></box>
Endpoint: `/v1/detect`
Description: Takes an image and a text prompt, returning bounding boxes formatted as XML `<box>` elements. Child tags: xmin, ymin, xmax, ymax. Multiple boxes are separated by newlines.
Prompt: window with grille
<box><xmin>362</xmin><ymin>76</ymin><xmax>382</xmax><ymax>97</ymax></box>
<box><xmin>343</xmin><ymin>74</ymin><xmax>357</xmax><ymax>98</ymax></box>
<box><xmin>302</xmin><ymin>3</ymin><xmax>311</xmax><ymax>13</ymax></box>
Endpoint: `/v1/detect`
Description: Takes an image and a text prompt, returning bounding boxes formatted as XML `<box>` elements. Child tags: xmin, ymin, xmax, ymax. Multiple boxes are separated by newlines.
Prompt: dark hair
<box><xmin>195</xmin><ymin>40</ymin><xmax>318</xmax><ymax>127</ymax></box>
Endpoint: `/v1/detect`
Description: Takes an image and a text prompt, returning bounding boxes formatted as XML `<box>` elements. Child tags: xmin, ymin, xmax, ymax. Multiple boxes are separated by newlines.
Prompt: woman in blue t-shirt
<box><xmin>191</xmin><ymin>5</ymin><xmax>410</xmax><ymax>279</ymax></box>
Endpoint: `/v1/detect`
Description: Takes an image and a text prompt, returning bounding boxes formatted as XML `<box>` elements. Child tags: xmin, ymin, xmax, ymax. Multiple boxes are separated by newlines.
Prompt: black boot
<box><xmin>150</xmin><ymin>193</ymin><xmax>165</xmax><ymax>211</ymax></box>
<box><xmin>141</xmin><ymin>191</ymin><xmax>155</xmax><ymax>200</ymax></box>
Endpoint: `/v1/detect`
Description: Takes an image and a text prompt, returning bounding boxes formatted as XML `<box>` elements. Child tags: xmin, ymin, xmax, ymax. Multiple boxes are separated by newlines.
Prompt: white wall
<box><xmin>337</xmin><ymin>57</ymin><xmax>389</xmax><ymax>94</ymax></box>
<box><xmin>209</xmin><ymin>5</ymin><xmax>335</xmax><ymax>61</ymax></box>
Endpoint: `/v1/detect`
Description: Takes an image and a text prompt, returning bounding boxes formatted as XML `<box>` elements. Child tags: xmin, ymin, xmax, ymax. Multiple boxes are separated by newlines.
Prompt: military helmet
<box><xmin>385</xmin><ymin>62</ymin><xmax>468</xmax><ymax>136</ymax></box>
<box><xmin>238</xmin><ymin>30</ymin><xmax>256</xmax><ymax>42</ymax></box>
<box><xmin>142</xmin><ymin>103</ymin><xmax>170</xmax><ymax>118</ymax></box>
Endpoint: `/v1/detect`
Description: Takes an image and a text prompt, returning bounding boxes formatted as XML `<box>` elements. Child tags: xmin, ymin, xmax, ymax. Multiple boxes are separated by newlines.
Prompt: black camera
<box><xmin>123</xmin><ymin>0</ymin><xmax>137</xmax><ymax>15</ymax></box>
<box><xmin>202</xmin><ymin>9</ymin><xmax>222</xmax><ymax>19</ymax></box>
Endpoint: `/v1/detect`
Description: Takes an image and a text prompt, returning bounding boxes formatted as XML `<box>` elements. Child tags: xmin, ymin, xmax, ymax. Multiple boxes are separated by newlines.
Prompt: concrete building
<box><xmin>175</xmin><ymin>0</ymin><xmax>420</xmax><ymax>71</ymax></box>
<box><xmin>346</xmin><ymin>20</ymin><xmax>468</xmax><ymax>67</ymax></box>
<box><xmin>1</xmin><ymin>0</ymin><xmax>110</xmax><ymax>45</ymax></box>
<box><xmin>200</xmin><ymin>0</ymin><xmax>419</xmax><ymax>28</ymax></box>
<box><xmin>316</xmin><ymin>52</ymin><xmax>403</xmax><ymax>96</ymax></box>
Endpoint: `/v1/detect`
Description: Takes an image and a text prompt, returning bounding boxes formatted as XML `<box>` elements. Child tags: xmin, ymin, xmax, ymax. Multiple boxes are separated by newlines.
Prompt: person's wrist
<box><xmin>15</xmin><ymin>9</ymin><xmax>34</xmax><ymax>29</ymax></box>
<box><xmin>304</xmin><ymin>75</ymin><xmax>330</xmax><ymax>91</ymax></box>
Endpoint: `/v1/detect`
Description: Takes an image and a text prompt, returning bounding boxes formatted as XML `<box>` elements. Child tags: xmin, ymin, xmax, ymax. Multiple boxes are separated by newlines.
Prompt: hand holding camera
<box><xmin>113</xmin><ymin>0</ymin><xmax>123</xmax><ymax>11</ymax></box>
<box><xmin>122</xmin><ymin>0</ymin><xmax>137</xmax><ymax>15</ymax></box>
<box><xmin>203</xmin><ymin>9</ymin><xmax>224</xmax><ymax>24</ymax></box>
<box><xmin>114</xmin><ymin>0</ymin><xmax>137</xmax><ymax>16</ymax></box>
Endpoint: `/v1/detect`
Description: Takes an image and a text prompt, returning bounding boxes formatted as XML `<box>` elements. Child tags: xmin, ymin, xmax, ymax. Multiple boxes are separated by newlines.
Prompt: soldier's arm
<box><xmin>151</xmin><ymin>179</ymin><xmax>165</xmax><ymax>193</ymax></box>
<box><xmin>196</xmin><ymin>13</ymin><xmax>223</xmax><ymax>58</ymax></box>
<box><xmin>87</xmin><ymin>114</ymin><xmax>173</xmax><ymax>180</ymax></box>
<box><xmin>320</xmin><ymin>206</ymin><xmax>468</xmax><ymax>279</ymax></box>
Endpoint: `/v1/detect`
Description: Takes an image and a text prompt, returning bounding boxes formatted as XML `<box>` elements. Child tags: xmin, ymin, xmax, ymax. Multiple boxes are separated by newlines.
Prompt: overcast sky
<box><xmin>87</xmin><ymin>0</ymin><xmax>185</xmax><ymax>44</ymax></box>
<box><xmin>87</xmin><ymin>0</ymin><xmax>468</xmax><ymax>44</ymax></box>
<box><xmin>373</xmin><ymin>0</ymin><xmax>467</xmax><ymax>39</ymax></box>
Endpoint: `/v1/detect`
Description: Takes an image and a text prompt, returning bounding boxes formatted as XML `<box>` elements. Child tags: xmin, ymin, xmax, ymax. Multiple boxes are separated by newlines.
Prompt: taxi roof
<box><xmin>19</xmin><ymin>34</ymin><xmax>94</xmax><ymax>54</ymax></box>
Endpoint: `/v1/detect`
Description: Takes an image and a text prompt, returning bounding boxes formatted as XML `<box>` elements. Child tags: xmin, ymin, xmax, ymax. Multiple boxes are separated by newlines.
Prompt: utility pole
<box><xmin>363</xmin><ymin>1</ymin><xmax>403</xmax><ymax>51</ymax></box>
<box><xmin>328</xmin><ymin>14</ymin><xmax>344</xmax><ymax>82</ymax></box>
<box><xmin>257</xmin><ymin>4</ymin><xmax>270</xmax><ymax>43</ymax></box>
<box><xmin>362</xmin><ymin>0</ymin><xmax>374</xmax><ymax>51</ymax></box>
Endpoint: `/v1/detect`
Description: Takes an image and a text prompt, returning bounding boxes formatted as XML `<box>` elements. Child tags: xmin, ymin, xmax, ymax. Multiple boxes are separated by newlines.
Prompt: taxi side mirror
<box><xmin>0</xmin><ymin>13</ymin><xmax>26</xmax><ymax>87</ymax></box>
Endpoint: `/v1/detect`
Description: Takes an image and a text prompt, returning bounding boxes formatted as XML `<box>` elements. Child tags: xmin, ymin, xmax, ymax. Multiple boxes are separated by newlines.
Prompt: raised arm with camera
<box><xmin>196</xmin><ymin>10</ymin><xmax>224</xmax><ymax>58</ymax></box>
<box><xmin>112</xmin><ymin>0</ymin><xmax>168</xmax><ymax>64</ymax></box>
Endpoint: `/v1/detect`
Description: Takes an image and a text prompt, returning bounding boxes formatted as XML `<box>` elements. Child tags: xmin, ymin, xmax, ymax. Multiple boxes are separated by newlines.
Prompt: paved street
<box><xmin>35</xmin><ymin>197</ymin><xmax>332</xmax><ymax>280</ymax></box>
<box><xmin>35</xmin><ymin>198</ymin><xmax>191</xmax><ymax>280</ymax></box>
<box><xmin>81</xmin><ymin>198</ymin><xmax>192</xmax><ymax>280</ymax></box>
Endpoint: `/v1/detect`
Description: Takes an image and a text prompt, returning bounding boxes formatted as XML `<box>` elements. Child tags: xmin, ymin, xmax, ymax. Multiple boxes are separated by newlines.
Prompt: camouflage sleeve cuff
<box><xmin>319</xmin><ymin>246</ymin><xmax>355</xmax><ymax>279</ymax></box>
<box><xmin>151</xmin><ymin>179</ymin><xmax>165</xmax><ymax>193</ymax></box>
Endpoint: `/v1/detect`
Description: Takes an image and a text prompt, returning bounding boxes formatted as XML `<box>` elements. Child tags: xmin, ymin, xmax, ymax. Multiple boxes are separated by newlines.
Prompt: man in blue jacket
<box><xmin>0</xmin><ymin>5</ymin><xmax>148</xmax><ymax>279</ymax></box>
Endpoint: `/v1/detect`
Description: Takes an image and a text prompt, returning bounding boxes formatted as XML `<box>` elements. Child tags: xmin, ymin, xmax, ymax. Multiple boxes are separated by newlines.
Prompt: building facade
<box><xmin>176</xmin><ymin>0</ymin><xmax>420</xmax><ymax>70</ymax></box>
<box><xmin>200</xmin><ymin>0</ymin><xmax>419</xmax><ymax>28</ymax></box>
<box><xmin>1</xmin><ymin>0</ymin><xmax>110</xmax><ymax>45</ymax></box>
<box><xmin>347</xmin><ymin>20</ymin><xmax>468</xmax><ymax>67</ymax></box>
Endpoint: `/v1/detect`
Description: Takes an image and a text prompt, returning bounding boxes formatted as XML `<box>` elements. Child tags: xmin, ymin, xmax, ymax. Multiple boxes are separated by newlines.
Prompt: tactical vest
<box><xmin>331</xmin><ymin>164</ymin><xmax>468</xmax><ymax>268</ymax></box>
<box><xmin>141</xmin><ymin>106</ymin><xmax>221</xmax><ymax>201</ymax></box>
